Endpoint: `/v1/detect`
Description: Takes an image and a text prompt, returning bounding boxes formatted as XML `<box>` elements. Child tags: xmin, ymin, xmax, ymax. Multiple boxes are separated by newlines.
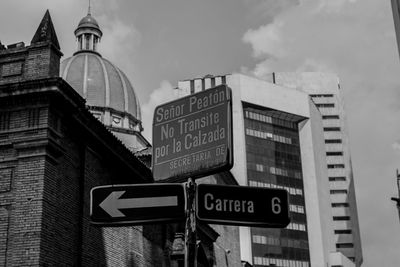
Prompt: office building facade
<box><xmin>271</xmin><ymin>72</ymin><xmax>362</xmax><ymax>266</ymax></box>
<box><xmin>177</xmin><ymin>74</ymin><xmax>337</xmax><ymax>267</ymax></box>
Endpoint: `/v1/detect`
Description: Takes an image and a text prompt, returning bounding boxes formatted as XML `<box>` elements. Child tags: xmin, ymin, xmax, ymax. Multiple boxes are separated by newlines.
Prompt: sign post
<box><xmin>185</xmin><ymin>178</ymin><xmax>197</xmax><ymax>267</ymax></box>
<box><xmin>152</xmin><ymin>85</ymin><xmax>233</xmax><ymax>181</ymax></box>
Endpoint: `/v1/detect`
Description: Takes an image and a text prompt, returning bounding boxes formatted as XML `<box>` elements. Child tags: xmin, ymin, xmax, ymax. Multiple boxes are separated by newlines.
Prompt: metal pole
<box><xmin>185</xmin><ymin>178</ymin><xmax>197</xmax><ymax>267</ymax></box>
<box><xmin>391</xmin><ymin>170</ymin><xmax>400</xmax><ymax>222</ymax></box>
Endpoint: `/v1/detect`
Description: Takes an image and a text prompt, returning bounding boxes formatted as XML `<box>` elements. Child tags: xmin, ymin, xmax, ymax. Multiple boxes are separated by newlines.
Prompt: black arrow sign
<box><xmin>90</xmin><ymin>183</ymin><xmax>186</xmax><ymax>226</ymax></box>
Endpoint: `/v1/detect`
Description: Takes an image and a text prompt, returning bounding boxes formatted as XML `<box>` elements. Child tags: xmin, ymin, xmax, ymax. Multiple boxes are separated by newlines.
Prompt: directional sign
<box><xmin>152</xmin><ymin>85</ymin><xmax>233</xmax><ymax>181</ymax></box>
<box><xmin>90</xmin><ymin>184</ymin><xmax>186</xmax><ymax>226</ymax></box>
<box><xmin>196</xmin><ymin>184</ymin><xmax>290</xmax><ymax>228</ymax></box>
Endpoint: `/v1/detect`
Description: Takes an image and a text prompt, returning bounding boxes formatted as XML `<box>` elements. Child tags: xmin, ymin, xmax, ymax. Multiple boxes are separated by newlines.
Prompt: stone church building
<box><xmin>0</xmin><ymin>10</ymin><xmax>240</xmax><ymax>267</ymax></box>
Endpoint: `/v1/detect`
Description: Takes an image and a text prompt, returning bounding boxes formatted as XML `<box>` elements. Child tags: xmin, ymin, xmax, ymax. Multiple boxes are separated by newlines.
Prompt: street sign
<box><xmin>152</xmin><ymin>85</ymin><xmax>233</xmax><ymax>181</ymax></box>
<box><xmin>90</xmin><ymin>183</ymin><xmax>186</xmax><ymax>226</ymax></box>
<box><xmin>196</xmin><ymin>184</ymin><xmax>290</xmax><ymax>228</ymax></box>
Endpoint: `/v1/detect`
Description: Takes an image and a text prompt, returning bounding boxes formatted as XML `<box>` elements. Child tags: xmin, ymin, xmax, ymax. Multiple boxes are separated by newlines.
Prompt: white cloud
<box><xmin>99</xmin><ymin>17</ymin><xmax>141</xmax><ymax>63</ymax></box>
<box><xmin>392</xmin><ymin>141</ymin><xmax>400</xmax><ymax>153</ymax></box>
<box><xmin>141</xmin><ymin>81</ymin><xmax>176</xmax><ymax>142</ymax></box>
<box><xmin>243</xmin><ymin>20</ymin><xmax>286</xmax><ymax>58</ymax></box>
<box><xmin>316</xmin><ymin>0</ymin><xmax>358</xmax><ymax>13</ymax></box>
<box><xmin>295</xmin><ymin>58</ymin><xmax>333</xmax><ymax>72</ymax></box>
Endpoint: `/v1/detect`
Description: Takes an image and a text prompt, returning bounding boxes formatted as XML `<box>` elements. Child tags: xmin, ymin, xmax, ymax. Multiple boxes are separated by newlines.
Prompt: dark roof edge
<box><xmin>0</xmin><ymin>77</ymin><xmax>153</xmax><ymax>183</ymax></box>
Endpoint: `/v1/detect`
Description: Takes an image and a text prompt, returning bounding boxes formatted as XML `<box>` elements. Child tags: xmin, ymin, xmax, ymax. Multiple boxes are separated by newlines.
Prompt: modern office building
<box><xmin>177</xmin><ymin>74</ymin><xmax>341</xmax><ymax>267</ymax></box>
<box><xmin>271</xmin><ymin>72</ymin><xmax>363</xmax><ymax>267</ymax></box>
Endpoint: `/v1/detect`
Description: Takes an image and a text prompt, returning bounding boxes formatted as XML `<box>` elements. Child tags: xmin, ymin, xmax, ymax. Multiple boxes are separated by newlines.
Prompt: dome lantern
<box><xmin>74</xmin><ymin>7</ymin><xmax>103</xmax><ymax>55</ymax></box>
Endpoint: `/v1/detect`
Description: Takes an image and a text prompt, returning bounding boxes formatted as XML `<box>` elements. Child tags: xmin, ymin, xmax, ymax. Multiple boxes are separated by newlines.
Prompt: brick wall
<box><xmin>0</xmin><ymin>42</ymin><xmax>61</xmax><ymax>86</ymax></box>
<box><xmin>0</xmin><ymin>94</ymin><xmax>48</xmax><ymax>266</ymax></box>
<box><xmin>0</xmin><ymin>77</ymin><xmax>177</xmax><ymax>266</ymax></box>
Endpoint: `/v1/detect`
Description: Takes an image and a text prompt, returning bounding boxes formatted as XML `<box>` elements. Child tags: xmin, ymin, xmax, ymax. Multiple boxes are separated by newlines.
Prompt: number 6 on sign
<box><xmin>272</xmin><ymin>197</ymin><xmax>281</xmax><ymax>214</ymax></box>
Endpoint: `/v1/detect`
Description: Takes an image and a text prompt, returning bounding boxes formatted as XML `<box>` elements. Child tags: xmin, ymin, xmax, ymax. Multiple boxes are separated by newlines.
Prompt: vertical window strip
<box><xmin>0</xmin><ymin>112</ymin><xmax>11</xmax><ymax>131</ymax></box>
<box><xmin>28</xmin><ymin>108</ymin><xmax>40</xmax><ymax>128</ymax></box>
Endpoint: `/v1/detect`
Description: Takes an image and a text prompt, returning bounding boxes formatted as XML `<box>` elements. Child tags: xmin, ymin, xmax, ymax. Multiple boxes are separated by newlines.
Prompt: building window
<box><xmin>335</xmin><ymin>229</ymin><xmax>352</xmax><ymax>234</ymax></box>
<box><xmin>333</xmin><ymin>216</ymin><xmax>350</xmax><ymax>221</ymax></box>
<box><xmin>326</xmin><ymin>151</ymin><xmax>343</xmax><ymax>156</ymax></box>
<box><xmin>250</xmin><ymin>257</ymin><xmax>309</xmax><ymax>267</ymax></box>
<box><xmin>310</xmin><ymin>94</ymin><xmax>334</xmax><ymax>98</ymax></box>
<box><xmin>93</xmin><ymin>36</ymin><xmax>98</xmax><ymax>51</ymax></box>
<box><xmin>330</xmin><ymin>189</ymin><xmax>348</xmax><ymax>194</ymax></box>
<box><xmin>286</xmin><ymin>222</ymin><xmax>307</xmax><ymax>231</ymax></box>
<box><xmin>332</xmin><ymin>203</ymin><xmax>349</xmax><ymax>207</ymax></box>
<box><xmin>92</xmin><ymin>112</ymin><xmax>102</xmax><ymax>122</ymax></box>
<box><xmin>325</xmin><ymin>139</ymin><xmax>342</xmax><ymax>144</ymax></box>
<box><xmin>85</xmin><ymin>34</ymin><xmax>90</xmax><ymax>50</ymax></box>
<box><xmin>336</xmin><ymin>243</ymin><xmax>354</xmax><ymax>248</ymax></box>
<box><xmin>248</xmin><ymin>180</ymin><xmax>303</xmax><ymax>196</ymax></box>
<box><xmin>269</xmin><ymin>166</ymin><xmax>289</xmax><ymax>176</ymax></box>
<box><xmin>322</xmin><ymin>115</ymin><xmax>340</xmax><ymax>119</ymax></box>
<box><xmin>248</xmin><ymin>163</ymin><xmax>301</xmax><ymax>179</ymax></box>
<box><xmin>329</xmin><ymin>176</ymin><xmax>346</xmax><ymax>181</ymax></box>
<box><xmin>252</xmin><ymin>235</ymin><xmax>267</xmax><ymax>244</ymax></box>
<box><xmin>78</xmin><ymin>36</ymin><xmax>83</xmax><ymax>50</ymax></box>
<box><xmin>327</xmin><ymin>164</ymin><xmax>345</xmax><ymax>169</ymax></box>
<box><xmin>290</xmin><ymin>204</ymin><xmax>305</xmax><ymax>214</ymax></box>
<box><xmin>112</xmin><ymin>115</ymin><xmax>122</xmax><ymax>127</ymax></box>
<box><xmin>245</xmin><ymin>128</ymin><xmax>292</xmax><ymax>145</ymax></box>
<box><xmin>244</xmin><ymin>109</ymin><xmax>297</xmax><ymax>129</ymax></box>
<box><xmin>324</xmin><ymin>127</ymin><xmax>341</xmax><ymax>131</ymax></box>
<box><xmin>255</xmin><ymin>164</ymin><xmax>264</xmax><ymax>172</ymax></box>
<box><xmin>315</xmin><ymin>103</ymin><xmax>335</xmax><ymax>108</ymax></box>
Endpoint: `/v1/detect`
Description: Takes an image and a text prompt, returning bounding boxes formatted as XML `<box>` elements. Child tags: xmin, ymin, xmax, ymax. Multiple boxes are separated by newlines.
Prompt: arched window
<box><xmin>78</xmin><ymin>36</ymin><xmax>82</xmax><ymax>50</ymax></box>
<box><xmin>85</xmin><ymin>34</ymin><xmax>90</xmax><ymax>50</ymax></box>
<box><xmin>93</xmin><ymin>36</ymin><xmax>98</xmax><ymax>51</ymax></box>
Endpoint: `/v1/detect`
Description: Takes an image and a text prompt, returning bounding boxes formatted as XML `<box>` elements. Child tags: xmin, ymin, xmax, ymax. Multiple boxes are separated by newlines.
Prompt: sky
<box><xmin>1</xmin><ymin>0</ymin><xmax>400</xmax><ymax>265</ymax></box>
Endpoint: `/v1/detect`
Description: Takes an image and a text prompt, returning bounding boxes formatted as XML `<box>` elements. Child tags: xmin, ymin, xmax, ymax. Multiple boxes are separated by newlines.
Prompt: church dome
<box><xmin>60</xmin><ymin>9</ymin><xmax>148</xmax><ymax>153</ymax></box>
<box><xmin>60</xmin><ymin>53</ymin><xmax>142</xmax><ymax>126</ymax></box>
